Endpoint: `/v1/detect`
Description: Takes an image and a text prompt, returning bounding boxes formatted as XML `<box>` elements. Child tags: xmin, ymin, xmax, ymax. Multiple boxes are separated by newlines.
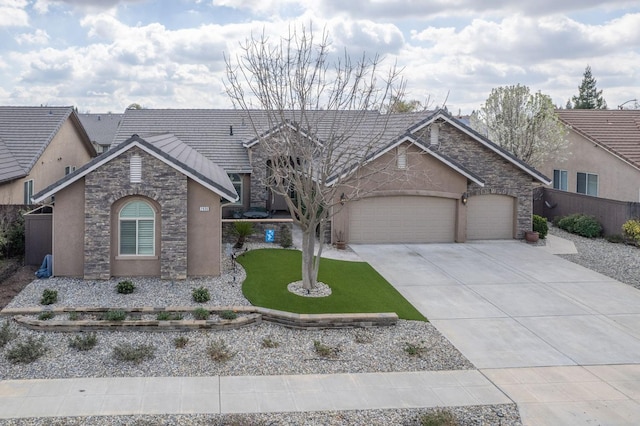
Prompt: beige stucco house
<box><xmin>0</xmin><ymin>106</ymin><xmax>96</xmax><ymax>205</ymax></box>
<box><xmin>32</xmin><ymin>134</ymin><xmax>238</xmax><ymax>279</ymax></box>
<box><xmin>539</xmin><ymin>109</ymin><xmax>640</xmax><ymax>202</ymax></box>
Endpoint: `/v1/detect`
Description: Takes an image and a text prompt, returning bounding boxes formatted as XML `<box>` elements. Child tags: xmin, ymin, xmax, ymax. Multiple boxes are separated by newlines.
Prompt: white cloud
<box><xmin>0</xmin><ymin>0</ymin><xmax>29</xmax><ymax>27</ymax></box>
<box><xmin>15</xmin><ymin>29</ymin><xmax>50</xmax><ymax>45</ymax></box>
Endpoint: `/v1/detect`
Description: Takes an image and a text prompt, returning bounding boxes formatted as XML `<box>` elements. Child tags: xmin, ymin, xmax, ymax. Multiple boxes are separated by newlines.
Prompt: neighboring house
<box><xmin>0</xmin><ymin>106</ymin><xmax>96</xmax><ymax>204</ymax></box>
<box><xmin>539</xmin><ymin>109</ymin><xmax>640</xmax><ymax>202</ymax></box>
<box><xmin>78</xmin><ymin>113</ymin><xmax>123</xmax><ymax>154</ymax></box>
<box><xmin>32</xmin><ymin>134</ymin><xmax>237</xmax><ymax>279</ymax></box>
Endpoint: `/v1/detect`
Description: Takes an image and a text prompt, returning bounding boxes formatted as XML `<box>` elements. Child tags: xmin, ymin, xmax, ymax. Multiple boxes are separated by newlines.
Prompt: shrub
<box><xmin>38</xmin><ymin>311</ymin><xmax>54</xmax><ymax>321</ymax></box>
<box><xmin>174</xmin><ymin>336</ymin><xmax>189</xmax><ymax>348</ymax></box>
<box><xmin>418</xmin><ymin>409</ymin><xmax>458</xmax><ymax>426</ymax></box>
<box><xmin>116</xmin><ymin>280</ymin><xmax>135</xmax><ymax>294</ymax></box>
<box><xmin>557</xmin><ymin>213</ymin><xmax>602</xmax><ymax>238</ymax></box>
<box><xmin>219</xmin><ymin>310</ymin><xmax>237</xmax><ymax>320</ymax></box>
<box><xmin>279</xmin><ymin>224</ymin><xmax>293</xmax><ymax>248</ymax></box>
<box><xmin>606</xmin><ymin>234</ymin><xmax>624</xmax><ymax>244</ymax></box>
<box><xmin>112</xmin><ymin>343</ymin><xmax>155</xmax><ymax>364</ymax></box>
<box><xmin>192</xmin><ymin>286</ymin><xmax>211</xmax><ymax>303</ymax></box>
<box><xmin>404</xmin><ymin>341</ymin><xmax>430</xmax><ymax>357</ymax></box>
<box><xmin>68</xmin><ymin>311</ymin><xmax>80</xmax><ymax>321</ymax></box>
<box><xmin>40</xmin><ymin>289</ymin><xmax>58</xmax><ymax>305</ymax></box>
<box><xmin>353</xmin><ymin>329</ymin><xmax>373</xmax><ymax>344</ymax></box>
<box><xmin>193</xmin><ymin>307</ymin><xmax>210</xmax><ymax>320</ymax></box>
<box><xmin>261</xmin><ymin>337</ymin><xmax>279</xmax><ymax>348</ymax></box>
<box><xmin>207</xmin><ymin>339</ymin><xmax>235</xmax><ymax>362</ymax></box>
<box><xmin>0</xmin><ymin>321</ymin><xmax>18</xmax><ymax>348</ymax></box>
<box><xmin>313</xmin><ymin>340</ymin><xmax>339</xmax><ymax>358</ymax></box>
<box><xmin>157</xmin><ymin>312</ymin><xmax>184</xmax><ymax>321</ymax></box>
<box><xmin>622</xmin><ymin>218</ymin><xmax>640</xmax><ymax>244</ymax></box>
<box><xmin>6</xmin><ymin>336</ymin><xmax>48</xmax><ymax>364</ymax></box>
<box><xmin>68</xmin><ymin>333</ymin><xmax>98</xmax><ymax>351</ymax></box>
<box><xmin>532</xmin><ymin>215</ymin><xmax>548</xmax><ymax>239</ymax></box>
<box><xmin>232</xmin><ymin>221</ymin><xmax>255</xmax><ymax>249</ymax></box>
<box><xmin>104</xmin><ymin>310</ymin><xmax>127</xmax><ymax>321</ymax></box>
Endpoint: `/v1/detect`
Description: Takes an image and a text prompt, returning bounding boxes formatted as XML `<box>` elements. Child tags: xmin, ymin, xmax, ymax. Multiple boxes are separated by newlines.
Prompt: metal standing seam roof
<box><xmin>0</xmin><ymin>106</ymin><xmax>78</xmax><ymax>184</ymax></box>
<box><xmin>556</xmin><ymin>109</ymin><xmax>640</xmax><ymax>170</ymax></box>
<box><xmin>33</xmin><ymin>134</ymin><xmax>238</xmax><ymax>203</ymax></box>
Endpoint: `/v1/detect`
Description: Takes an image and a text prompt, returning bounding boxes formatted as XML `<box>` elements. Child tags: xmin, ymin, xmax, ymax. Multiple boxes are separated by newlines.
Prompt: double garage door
<box><xmin>347</xmin><ymin>194</ymin><xmax>514</xmax><ymax>243</ymax></box>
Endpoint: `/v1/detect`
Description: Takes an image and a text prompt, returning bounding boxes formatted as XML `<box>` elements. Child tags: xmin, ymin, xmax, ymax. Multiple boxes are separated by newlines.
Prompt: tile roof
<box><xmin>556</xmin><ymin>109</ymin><xmax>640</xmax><ymax>169</ymax></box>
<box><xmin>0</xmin><ymin>106</ymin><xmax>82</xmax><ymax>183</ymax></box>
<box><xmin>78</xmin><ymin>113</ymin><xmax>123</xmax><ymax>146</ymax></box>
<box><xmin>34</xmin><ymin>134</ymin><xmax>237</xmax><ymax>203</ymax></box>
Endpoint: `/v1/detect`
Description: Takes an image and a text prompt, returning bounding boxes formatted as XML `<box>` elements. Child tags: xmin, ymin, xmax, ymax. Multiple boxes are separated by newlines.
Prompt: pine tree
<box><xmin>571</xmin><ymin>65</ymin><xmax>607</xmax><ymax>109</ymax></box>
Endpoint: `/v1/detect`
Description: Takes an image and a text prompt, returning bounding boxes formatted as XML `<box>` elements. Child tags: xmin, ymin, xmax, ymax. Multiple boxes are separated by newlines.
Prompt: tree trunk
<box><xmin>301</xmin><ymin>229</ymin><xmax>318</xmax><ymax>290</ymax></box>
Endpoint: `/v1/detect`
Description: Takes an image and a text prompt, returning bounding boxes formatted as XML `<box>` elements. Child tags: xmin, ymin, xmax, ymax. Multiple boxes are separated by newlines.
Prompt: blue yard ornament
<box><xmin>265</xmin><ymin>229</ymin><xmax>275</xmax><ymax>243</ymax></box>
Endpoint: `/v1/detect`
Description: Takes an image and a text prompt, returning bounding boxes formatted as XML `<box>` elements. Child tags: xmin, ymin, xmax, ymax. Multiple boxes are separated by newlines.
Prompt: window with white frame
<box><xmin>577</xmin><ymin>172</ymin><xmax>598</xmax><ymax>196</ymax></box>
<box><xmin>119</xmin><ymin>200</ymin><xmax>155</xmax><ymax>255</ymax></box>
<box><xmin>64</xmin><ymin>165</ymin><xmax>76</xmax><ymax>175</ymax></box>
<box><xmin>23</xmin><ymin>180</ymin><xmax>33</xmax><ymax>204</ymax></box>
<box><xmin>397</xmin><ymin>146</ymin><xmax>407</xmax><ymax>169</ymax></box>
<box><xmin>553</xmin><ymin>169</ymin><xmax>568</xmax><ymax>191</ymax></box>
<box><xmin>228</xmin><ymin>173</ymin><xmax>243</xmax><ymax>204</ymax></box>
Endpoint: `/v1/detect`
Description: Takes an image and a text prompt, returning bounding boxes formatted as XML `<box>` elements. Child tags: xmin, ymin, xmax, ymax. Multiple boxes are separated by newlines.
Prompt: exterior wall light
<box><xmin>340</xmin><ymin>193</ymin><xmax>347</xmax><ymax>205</ymax></box>
<box><xmin>461</xmin><ymin>192</ymin><xmax>468</xmax><ymax>205</ymax></box>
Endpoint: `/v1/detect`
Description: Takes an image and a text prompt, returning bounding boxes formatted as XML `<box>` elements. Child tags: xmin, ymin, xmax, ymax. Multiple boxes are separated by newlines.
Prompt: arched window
<box><xmin>119</xmin><ymin>200</ymin><xmax>155</xmax><ymax>255</ymax></box>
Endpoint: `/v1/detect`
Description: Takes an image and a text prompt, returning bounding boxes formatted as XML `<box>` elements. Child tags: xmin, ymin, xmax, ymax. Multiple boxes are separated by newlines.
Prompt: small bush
<box><xmin>606</xmin><ymin>234</ymin><xmax>625</xmax><ymax>244</ymax></box>
<box><xmin>622</xmin><ymin>218</ymin><xmax>640</xmax><ymax>244</ymax></box>
<box><xmin>419</xmin><ymin>409</ymin><xmax>458</xmax><ymax>426</ymax></box>
<box><xmin>279</xmin><ymin>224</ymin><xmax>293</xmax><ymax>248</ymax></box>
<box><xmin>68</xmin><ymin>333</ymin><xmax>98</xmax><ymax>351</ymax></box>
<box><xmin>6</xmin><ymin>336</ymin><xmax>48</xmax><ymax>364</ymax></box>
<box><xmin>557</xmin><ymin>213</ymin><xmax>602</xmax><ymax>238</ymax></box>
<box><xmin>353</xmin><ymin>329</ymin><xmax>374</xmax><ymax>344</ymax></box>
<box><xmin>532</xmin><ymin>215</ymin><xmax>548</xmax><ymax>239</ymax></box>
<box><xmin>0</xmin><ymin>321</ymin><xmax>18</xmax><ymax>348</ymax></box>
<box><xmin>38</xmin><ymin>311</ymin><xmax>54</xmax><ymax>321</ymax></box>
<box><xmin>219</xmin><ymin>310</ymin><xmax>237</xmax><ymax>320</ymax></box>
<box><xmin>68</xmin><ymin>311</ymin><xmax>80</xmax><ymax>321</ymax></box>
<box><xmin>116</xmin><ymin>280</ymin><xmax>135</xmax><ymax>294</ymax></box>
<box><xmin>403</xmin><ymin>341</ymin><xmax>430</xmax><ymax>357</ymax></box>
<box><xmin>157</xmin><ymin>312</ymin><xmax>184</xmax><ymax>321</ymax></box>
<box><xmin>192</xmin><ymin>286</ymin><xmax>211</xmax><ymax>303</ymax></box>
<box><xmin>207</xmin><ymin>339</ymin><xmax>235</xmax><ymax>362</ymax></box>
<box><xmin>193</xmin><ymin>307</ymin><xmax>210</xmax><ymax>320</ymax></box>
<box><xmin>104</xmin><ymin>310</ymin><xmax>127</xmax><ymax>321</ymax></box>
<box><xmin>174</xmin><ymin>336</ymin><xmax>189</xmax><ymax>348</ymax></box>
<box><xmin>112</xmin><ymin>343</ymin><xmax>155</xmax><ymax>364</ymax></box>
<box><xmin>313</xmin><ymin>340</ymin><xmax>339</xmax><ymax>358</ymax></box>
<box><xmin>40</xmin><ymin>289</ymin><xmax>58</xmax><ymax>305</ymax></box>
<box><xmin>261</xmin><ymin>336</ymin><xmax>279</xmax><ymax>348</ymax></box>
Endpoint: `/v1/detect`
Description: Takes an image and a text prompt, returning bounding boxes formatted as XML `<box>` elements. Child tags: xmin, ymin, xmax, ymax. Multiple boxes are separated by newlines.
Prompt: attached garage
<box><xmin>466</xmin><ymin>194</ymin><xmax>515</xmax><ymax>240</ymax></box>
<box><xmin>347</xmin><ymin>195</ymin><xmax>456</xmax><ymax>243</ymax></box>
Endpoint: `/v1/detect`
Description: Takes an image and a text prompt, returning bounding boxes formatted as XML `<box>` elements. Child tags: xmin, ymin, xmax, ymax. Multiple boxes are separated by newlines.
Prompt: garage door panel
<box><xmin>467</xmin><ymin>195</ymin><xmax>514</xmax><ymax>240</ymax></box>
<box><xmin>348</xmin><ymin>196</ymin><xmax>456</xmax><ymax>243</ymax></box>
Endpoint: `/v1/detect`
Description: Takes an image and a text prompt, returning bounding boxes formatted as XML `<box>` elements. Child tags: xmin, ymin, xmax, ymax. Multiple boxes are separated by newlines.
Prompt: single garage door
<box><xmin>466</xmin><ymin>194</ymin><xmax>514</xmax><ymax>240</ymax></box>
<box><xmin>348</xmin><ymin>196</ymin><xmax>456</xmax><ymax>243</ymax></box>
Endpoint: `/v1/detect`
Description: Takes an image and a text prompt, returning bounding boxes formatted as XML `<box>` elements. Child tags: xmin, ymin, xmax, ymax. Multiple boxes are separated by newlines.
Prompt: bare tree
<box><xmin>224</xmin><ymin>27</ymin><xmax>406</xmax><ymax>290</ymax></box>
<box><xmin>470</xmin><ymin>84</ymin><xmax>568</xmax><ymax>168</ymax></box>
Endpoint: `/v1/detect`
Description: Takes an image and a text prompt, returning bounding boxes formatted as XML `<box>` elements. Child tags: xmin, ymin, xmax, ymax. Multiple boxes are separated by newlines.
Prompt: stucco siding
<box><xmin>187</xmin><ymin>179</ymin><xmax>222</xmax><ymax>276</ymax></box>
<box><xmin>52</xmin><ymin>178</ymin><xmax>85</xmax><ymax>277</ymax></box>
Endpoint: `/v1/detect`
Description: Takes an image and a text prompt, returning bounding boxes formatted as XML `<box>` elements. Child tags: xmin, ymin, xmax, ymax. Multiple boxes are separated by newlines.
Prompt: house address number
<box><xmin>199</xmin><ymin>206</ymin><xmax>210</xmax><ymax>212</ymax></box>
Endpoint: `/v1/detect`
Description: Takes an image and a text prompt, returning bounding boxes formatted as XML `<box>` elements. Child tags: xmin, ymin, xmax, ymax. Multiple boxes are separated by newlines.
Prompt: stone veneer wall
<box><xmin>84</xmin><ymin>147</ymin><xmax>188</xmax><ymax>279</ymax></box>
<box><xmin>248</xmin><ymin>146</ymin><xmax>269</xmax><ymax>208</ymax></box>
<box><xmin>415</xmin><ymin>123</ymin><xmax>533</xmax><ymax>237</ymax></box>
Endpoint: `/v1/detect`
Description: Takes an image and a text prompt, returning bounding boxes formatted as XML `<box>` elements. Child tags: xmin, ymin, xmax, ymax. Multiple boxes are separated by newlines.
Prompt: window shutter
<box><xmin>130</xmin><ymin>154</ymin><xmax>142</xmax><ymax>183</ymax></box>
<box><xmin>120</xmin><ymin>221</ymin><xmax>137</xmax><ymax>254</ymax></box>
<box><xmin>137</xmin><ymin>220</ymin><xmax>154</xmax><ymax>254</ymax></box>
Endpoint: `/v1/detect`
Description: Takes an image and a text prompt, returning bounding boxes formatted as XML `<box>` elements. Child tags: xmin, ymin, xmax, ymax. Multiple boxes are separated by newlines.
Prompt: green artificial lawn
<box><xmin>238</xmin><ymin>248</ymin><xmax>426</xmax><ymax>321</ymax></box>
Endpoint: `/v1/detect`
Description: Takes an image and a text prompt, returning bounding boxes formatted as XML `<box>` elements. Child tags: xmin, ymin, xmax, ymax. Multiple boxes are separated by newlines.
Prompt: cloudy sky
<box><xmin>0</xmin><ymin>0</ymin><xmax>638</xmax><ymax>114</ymax></box>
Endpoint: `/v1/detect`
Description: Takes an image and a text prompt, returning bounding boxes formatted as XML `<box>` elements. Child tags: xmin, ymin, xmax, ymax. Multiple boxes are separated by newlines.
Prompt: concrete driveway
<box><xmin>352</xmin><ymin>241</ymin><xmax>640</xmax><ymax>424</ymax></box>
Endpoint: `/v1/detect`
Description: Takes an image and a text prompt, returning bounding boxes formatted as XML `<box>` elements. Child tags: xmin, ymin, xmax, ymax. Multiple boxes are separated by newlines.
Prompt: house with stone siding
<box><xmin>33</xmin><ymin>108</ymin><xmax>549</xmax><ymax>279</ymax></box>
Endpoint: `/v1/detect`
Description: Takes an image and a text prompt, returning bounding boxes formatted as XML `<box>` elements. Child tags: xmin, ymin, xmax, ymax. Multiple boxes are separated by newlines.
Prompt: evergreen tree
<box><xmin>571</xmin><ymin>65</ymin><xmax>607</xmax><ymax>109</ymax></box>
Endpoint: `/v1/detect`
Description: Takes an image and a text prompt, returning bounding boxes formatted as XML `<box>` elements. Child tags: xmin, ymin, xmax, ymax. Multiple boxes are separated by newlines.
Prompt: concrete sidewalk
<box><xmin>0</xmin><ymin>370</ymin><xmax>510</xmax><ymax>419</ymax></box>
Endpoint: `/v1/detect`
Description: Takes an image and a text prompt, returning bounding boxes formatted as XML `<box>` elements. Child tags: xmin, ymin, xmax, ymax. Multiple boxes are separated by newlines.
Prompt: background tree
<box><xmin>470</xmin><ymin>84</ymin><xmax>568</xmax><ymax>168</ymax></box>
<box><xmin>387</xmin><ymin>96</ymin><xmax>423</xmax><ymax>113</ymax></box>
<box><xmin>571</xmin><ymin>65</ymin><xmax>607</xmax><ymax>109</ymax></box>
<box><xmin>225</xmin><ymin>27</ymin><xmax>405</xmax><ymax>290</ymax></box>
